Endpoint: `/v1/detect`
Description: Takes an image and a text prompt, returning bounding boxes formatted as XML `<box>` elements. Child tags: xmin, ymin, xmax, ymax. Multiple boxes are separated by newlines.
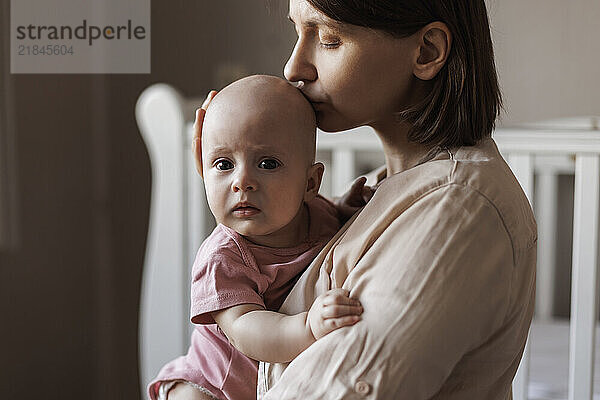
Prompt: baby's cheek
<box><xmin>282</xmin><ymin>191</ymin><xmax>305</xmax><ymax>217</ymax></box>
<box><xmin>205</xmin><ymin>190</ymin><xmax>225</xmax><ymax>221</ymax></box>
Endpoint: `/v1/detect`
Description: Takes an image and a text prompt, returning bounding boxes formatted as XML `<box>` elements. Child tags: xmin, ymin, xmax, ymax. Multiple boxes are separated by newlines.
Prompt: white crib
<box><xmin>135</xmin><ymin>83</ymin><xmax>600</xmax><ymax>400</ymax></box>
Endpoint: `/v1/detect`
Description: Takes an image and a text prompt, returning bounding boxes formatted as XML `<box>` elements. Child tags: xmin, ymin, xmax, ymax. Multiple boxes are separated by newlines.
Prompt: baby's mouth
<box><xmin>232</xmin><ymin>202</ymin><xmax>260</xmax><ymax>217</ymax></box>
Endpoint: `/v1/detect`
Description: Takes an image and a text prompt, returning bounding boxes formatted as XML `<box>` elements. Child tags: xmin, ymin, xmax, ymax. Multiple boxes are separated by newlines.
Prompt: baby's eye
<box><xmin>215</xmin><ymin>160</ymin><xmax>234</xmax><ymax>171</ymax></box>
<box><xmin>258</xmin><ymin>159</ymin><xmax>281</xmax><ymax>170</ymax></box>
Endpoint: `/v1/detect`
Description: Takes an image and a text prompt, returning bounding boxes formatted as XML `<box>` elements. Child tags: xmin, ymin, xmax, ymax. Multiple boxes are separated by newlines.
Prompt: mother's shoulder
<box><xmin>449</xmin><ymin>139</ymin><xmax>533</xmax><ymax>226</ymax></box>
<box><xmin>452</xmin><ymin>138</ymin><xmax>537</xmax><ymax>250</ymax></box>
<box><xmin>373</xmin><ymin>138</ymin><xmax>537</xmax><ymax>251</ymax></box>
<box><xmin>378</xmin><ymin>139</ymin><xmax>525</xmax><ymax>202</ymax></box>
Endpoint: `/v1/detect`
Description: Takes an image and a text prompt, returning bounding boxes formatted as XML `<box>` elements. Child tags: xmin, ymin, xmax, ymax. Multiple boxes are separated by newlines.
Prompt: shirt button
<box><xmin>354</xmin><ymin>381</ymin><xmax>371</xmax><ymax>395</ymax></box>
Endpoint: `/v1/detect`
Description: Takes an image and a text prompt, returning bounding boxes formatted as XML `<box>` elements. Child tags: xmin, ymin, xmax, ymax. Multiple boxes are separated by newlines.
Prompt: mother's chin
<box><xmin>312</xmin><ymin>106</ymin><xmax>364</xmax><ymax>133</ymax></box>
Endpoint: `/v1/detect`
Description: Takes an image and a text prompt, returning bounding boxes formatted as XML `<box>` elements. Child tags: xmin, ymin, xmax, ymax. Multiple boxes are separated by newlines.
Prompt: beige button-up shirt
<box><xmin>259</xmin><ymin>138</ymin><xmax>537</xmax><ymax>399</ymax></box>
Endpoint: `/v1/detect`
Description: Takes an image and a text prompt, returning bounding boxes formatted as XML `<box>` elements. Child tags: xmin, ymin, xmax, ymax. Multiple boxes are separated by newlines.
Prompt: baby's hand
<box><xmin>307</xmin><ymin>288</ymin><xmax>363</xmax><ymax>340</ymax></box>
<box><xmin>334</xmin><ymin>177</ymin><xmax>375</xmax><ymax>222</ymax></box>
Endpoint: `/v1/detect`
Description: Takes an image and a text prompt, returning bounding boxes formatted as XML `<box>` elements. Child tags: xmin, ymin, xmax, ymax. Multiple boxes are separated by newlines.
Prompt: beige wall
<box><xmin>489</xmin><ymin>0</ymin><xmax>600</xmax><ymax>125</ymax></box>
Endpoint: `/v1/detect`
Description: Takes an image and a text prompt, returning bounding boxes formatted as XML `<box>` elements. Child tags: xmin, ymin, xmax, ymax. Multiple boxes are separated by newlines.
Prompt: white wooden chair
<box><xmin>135</xmin><ymin>84</ymin><xmax>215</xmax><ymax>396</ymax></box>
<box><xmin>136</xmin><ymin>83</ymin><xmax>600</xmax><ymax>400</ymax></box>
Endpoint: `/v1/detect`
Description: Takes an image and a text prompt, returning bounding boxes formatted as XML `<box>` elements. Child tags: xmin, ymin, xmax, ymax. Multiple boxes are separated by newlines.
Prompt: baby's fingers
<box><xmin>321</xmin><ymin>303</ymin><xmax>363</xmax><ymax>319</ymax></box>
<box><xmin>324</xmin><ymin>315</ymin><xmax>361</xmax><ymax>332</ymax></box>
<box><xmin>323</xmin><ymin>288</ymin><xmax>361</xmax><ymax>306</ymax></box>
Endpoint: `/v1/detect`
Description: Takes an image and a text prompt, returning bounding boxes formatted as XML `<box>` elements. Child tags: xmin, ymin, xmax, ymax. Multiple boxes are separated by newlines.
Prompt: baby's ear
<box><xmin>304</xmin><ymin>162</ymin><xmax>324</xmax><ymax>201</ymax></box>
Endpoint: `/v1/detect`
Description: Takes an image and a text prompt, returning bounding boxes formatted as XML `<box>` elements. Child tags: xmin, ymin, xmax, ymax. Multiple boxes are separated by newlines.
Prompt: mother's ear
<box><xmin>304</xmin><ymin>162</ymin><xmax>325</xmax><ymax>202</ymax></box>
<box><xmin>413</xmin><ymin>22</ymin><xmax>452</xmax><ymax>81</ymax></box>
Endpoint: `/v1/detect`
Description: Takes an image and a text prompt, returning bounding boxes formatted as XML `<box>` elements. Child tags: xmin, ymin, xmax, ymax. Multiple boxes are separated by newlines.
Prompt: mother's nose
<box><xmin>284</xmin><ymin>38</ymin><xmax>317</xmax><ymax>84</ymax></box>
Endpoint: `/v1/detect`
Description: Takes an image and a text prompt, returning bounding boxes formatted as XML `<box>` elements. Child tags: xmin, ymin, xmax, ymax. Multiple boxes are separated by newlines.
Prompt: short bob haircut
<box><xmin>306</xmin><ymin>0</ymin><xmax>502</xmax><ymax>148</ymax></box>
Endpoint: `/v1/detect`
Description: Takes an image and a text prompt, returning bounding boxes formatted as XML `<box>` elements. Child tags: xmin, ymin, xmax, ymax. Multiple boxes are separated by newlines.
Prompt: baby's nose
<box><xmin>231</xmin><ymin>171</ymin><xmax>257</xmax><ymax>192</ymax></box>
<box><xmin>232</xmin><ymin>183</ymin><xmax>255</xmax><ymax>192</ymax></box>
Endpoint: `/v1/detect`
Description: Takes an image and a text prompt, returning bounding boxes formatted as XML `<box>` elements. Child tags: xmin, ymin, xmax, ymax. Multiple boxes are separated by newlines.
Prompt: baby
<box><xmin>150</xmin><ymin>75</ymin><xmax>364</xmax><ymax>400</ymax></box>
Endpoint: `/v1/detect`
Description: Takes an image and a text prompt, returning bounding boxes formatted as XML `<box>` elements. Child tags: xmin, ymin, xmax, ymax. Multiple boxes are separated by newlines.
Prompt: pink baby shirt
<box><xmin>148</xmin><ymin>195</ymin><xmax>341</xmax><ymax>400</ymax></box>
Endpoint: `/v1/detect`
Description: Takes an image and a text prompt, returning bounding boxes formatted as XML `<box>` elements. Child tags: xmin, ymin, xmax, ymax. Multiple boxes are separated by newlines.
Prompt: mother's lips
<box><xmin>302</xmin><ymin>94</ymin><xmax>326</xmax><ymax>108</ymax></box>
<box><xmin>298</xmin><ymin>88</ymin><xmax>326</xmax><ymax>104</ymax></box>
<box><xmin>310</xmin><ymin>101</ymin><xmax>325</xmax><ymax>109</ymax></box>
<box><xmin>305</xmin><ymin>96</ymin><xmax>327</xmax><ymax>104</ymax></box>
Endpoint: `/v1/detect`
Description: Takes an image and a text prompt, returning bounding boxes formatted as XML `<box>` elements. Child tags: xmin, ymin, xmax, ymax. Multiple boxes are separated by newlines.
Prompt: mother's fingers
<box><xmin>348</xmin><ymin>177</ymin><xmax>367</xmax><ymax>199</ymax></box>
<box><xmin>351</xmin><ymin>176</ymin><xmax>367</xmax><ymax>189</ymax></box>
<box><xmin>202</xmin><ymin>90</ymin><xmax>218</xmax><ymax>109</ymax></box>
<box><xmin>192</xmin><ymin>90</ymin><xmax>217</xmax><ymax>140</ymax></box>
<box><xmin>192</xmin><ymin>90</ymin><xmax>218</xmax><ymax>176</ymax></box>
<box><xmin>362</xmin><ymin>185</ymin><xmax>375</xmax><ymax>203</ymax></box>
<box><xmin>192</xmin><ymin>136</ymin><xmax>203</xmax><ymax>176</ymax></box>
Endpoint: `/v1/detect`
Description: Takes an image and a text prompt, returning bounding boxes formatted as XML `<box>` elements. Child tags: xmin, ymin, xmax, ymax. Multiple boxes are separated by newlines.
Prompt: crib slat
<box><xmin>508</xmin><ymin>154</ymin><xmax>534</xmax><ymax>203</ymax></box>
<box><xmin>332</xmin><ymin>148</ymin><xmax>355</xmax><ymax>197</ymax></box>
<box><xmin>568</xmin><ymin>154</ymin><xmax>600</xmax><ymax>400</ymax></box>
<box><xmin>535</xmin><ymin>172</ymin><xmax>558</xmax><ymax>320</ymax></box>
<box><xmin>513</xmin><ymin>340</ymin><xmax>531</xmax><ymax>400</ymax></box>
<box><xmin>508</xmin><ymin>153</ymin><xmax>534</xmax><ymax>400</ymax></box>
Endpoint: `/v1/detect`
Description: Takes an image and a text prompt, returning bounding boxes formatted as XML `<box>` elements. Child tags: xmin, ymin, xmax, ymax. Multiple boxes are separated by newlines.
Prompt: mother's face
<box><xmin>285</xmin><ymin>0</ymin><xmax>419</xmax><ymax>132</ymax></box>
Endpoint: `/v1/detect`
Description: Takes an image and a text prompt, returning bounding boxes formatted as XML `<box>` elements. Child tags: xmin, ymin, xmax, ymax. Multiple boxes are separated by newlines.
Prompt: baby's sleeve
<box><xmin>190</xmin><ymin>227</ymin><xmax>266</xmax><ymax>325</ymax></box>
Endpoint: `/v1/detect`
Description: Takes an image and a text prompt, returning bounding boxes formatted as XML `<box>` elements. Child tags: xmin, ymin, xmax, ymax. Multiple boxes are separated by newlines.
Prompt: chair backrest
<box><xmin>135</xmin><ymin>84</ymin><xmax>214</xmax><ymax>395</ymax></box>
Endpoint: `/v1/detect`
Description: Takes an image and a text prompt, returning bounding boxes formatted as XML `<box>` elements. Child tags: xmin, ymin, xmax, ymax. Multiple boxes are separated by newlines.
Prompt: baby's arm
<box><xmin>212</xmin><ymin>288</ymin><xmax>362</xmax><ymax>363</ymax></box>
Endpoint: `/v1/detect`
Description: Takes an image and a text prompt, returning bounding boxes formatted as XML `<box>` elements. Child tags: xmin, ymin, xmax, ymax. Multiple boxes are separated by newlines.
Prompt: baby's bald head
<box><xmin>200</xmin><ymin>76</ymin><xmax>324</xmax><ymax>242</ymax></box>
<box><xmin>202</xmin><ymin>75</ymin><xmax>317</xmax><ymax>168</ymax></box>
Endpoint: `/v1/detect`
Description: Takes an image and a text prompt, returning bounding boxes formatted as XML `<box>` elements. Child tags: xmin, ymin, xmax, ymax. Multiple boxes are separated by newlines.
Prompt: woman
<box><xmin>161</xmin><ymin>0</ymin><xmax>536</xmax><ymax>398</ymax></box>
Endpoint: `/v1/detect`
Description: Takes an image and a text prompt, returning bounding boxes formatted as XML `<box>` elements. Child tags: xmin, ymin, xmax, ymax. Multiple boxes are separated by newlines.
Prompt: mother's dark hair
<box><xmin>306</xmin><ymin>0</ymin><xmax>502</xmax><ymax>148</ymax></box>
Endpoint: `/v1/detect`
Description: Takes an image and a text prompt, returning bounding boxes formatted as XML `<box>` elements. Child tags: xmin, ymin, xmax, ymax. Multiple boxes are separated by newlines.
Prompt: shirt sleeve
<box><xmin>190</xmin><ymin>230</ymin><xmax>266</xmax><ymax>325</ymax></box>
<box><xmin>263</xmin><ymin>184</ymin><xmax>515</xmax><ymax>399</ymax></box>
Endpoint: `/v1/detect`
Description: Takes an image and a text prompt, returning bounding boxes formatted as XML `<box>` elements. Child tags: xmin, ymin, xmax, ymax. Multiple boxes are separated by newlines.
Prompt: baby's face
<box><xmin>201</xmin><ymin>77</ymin><xmax>317</xmax><ymax>245</ymax></box>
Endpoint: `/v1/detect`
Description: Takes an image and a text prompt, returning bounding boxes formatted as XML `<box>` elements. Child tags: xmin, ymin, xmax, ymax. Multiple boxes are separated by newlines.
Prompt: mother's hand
<box><xmin>192</xmin><ymin>90</ymin><xmax>218</xmax><ymax>177</ymax></box>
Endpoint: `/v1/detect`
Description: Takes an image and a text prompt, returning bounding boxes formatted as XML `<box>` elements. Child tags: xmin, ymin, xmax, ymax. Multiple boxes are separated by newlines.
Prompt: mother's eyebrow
<box><xmin>287</xmin><ymin>13</ymin><xmax>343</xmax><ymax>30</ymax></box>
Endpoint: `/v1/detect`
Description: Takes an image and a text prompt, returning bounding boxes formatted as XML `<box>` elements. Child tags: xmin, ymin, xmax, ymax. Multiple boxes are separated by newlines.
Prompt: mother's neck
<box><xmin>371</xmin><ymin>119</ymin><xmax>436</xmax><ymax>177</ymax></box>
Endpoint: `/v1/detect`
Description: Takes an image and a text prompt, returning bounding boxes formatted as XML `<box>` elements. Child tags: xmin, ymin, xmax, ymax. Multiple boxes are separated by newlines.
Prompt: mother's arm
<box><xmin>263</xmin><ymin>184</ymin><xmax>532</xmax><ymax>399</ymax></box>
